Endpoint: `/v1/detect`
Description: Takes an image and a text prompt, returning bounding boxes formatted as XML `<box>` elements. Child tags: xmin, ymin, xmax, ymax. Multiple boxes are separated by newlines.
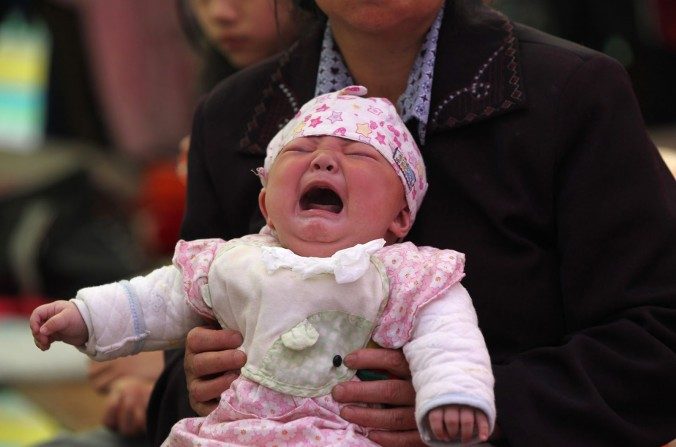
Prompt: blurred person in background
<box><xmin>181</xmin><ymin>0</ymin><xmax>303</xmax><ymax>90</ymax></box>
<box><xmin>175</xmin><ymin>0</ymin><xmax>310</xmax><ymax>182</ymax></box>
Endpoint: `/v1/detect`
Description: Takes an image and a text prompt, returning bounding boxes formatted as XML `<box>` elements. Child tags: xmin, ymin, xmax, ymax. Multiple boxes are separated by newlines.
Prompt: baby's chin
<box><xmin>279</xmin><ymin>232</ymin><xmax>358</xmax><ymax>258</ymax></box>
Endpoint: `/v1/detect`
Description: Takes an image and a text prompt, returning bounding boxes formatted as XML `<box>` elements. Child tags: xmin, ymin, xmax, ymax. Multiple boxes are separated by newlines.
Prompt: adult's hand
<box><xmin>102</xmin><ymin>376</ymin><xmax>154</xmax><ymax>437</ymax></box>
<box><xmin>332</xmin><ymin>348</ymin><xmax>425</xmax><ymax>447</ymax></box>
<box><xmin>184</xmin><ymin>325</ymin><xmax>246</xmax><ymax>416</ymax></box>
<box><xmin>88</xmin><ymin>351</ymin><xmax>164</xmax><ymax>394</ymax></box>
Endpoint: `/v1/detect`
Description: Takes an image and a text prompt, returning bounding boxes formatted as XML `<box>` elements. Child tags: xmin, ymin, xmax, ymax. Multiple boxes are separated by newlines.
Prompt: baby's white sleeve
<box><xmin>72</xmin><ymin>265</ymin><xmax>205</xmax><ymax>361</ymax></box>
<box><xmin>402</xmin><ymin>283</ymin><xmax>495</xmax><ymax>446</ymax></box>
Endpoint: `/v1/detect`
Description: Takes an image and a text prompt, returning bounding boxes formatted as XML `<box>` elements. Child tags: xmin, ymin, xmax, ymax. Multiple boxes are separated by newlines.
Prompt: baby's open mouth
<box><xmin>300</xmin><ymin>187</ymin><xmax>343</xmax><ymax>213</ymax></box>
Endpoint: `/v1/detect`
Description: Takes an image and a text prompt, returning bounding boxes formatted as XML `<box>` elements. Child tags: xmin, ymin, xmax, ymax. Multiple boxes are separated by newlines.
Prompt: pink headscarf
<box><xmin>262</xmin><ymin>86</ymin><xmax>428</xmax><ymax>220</ymax></box>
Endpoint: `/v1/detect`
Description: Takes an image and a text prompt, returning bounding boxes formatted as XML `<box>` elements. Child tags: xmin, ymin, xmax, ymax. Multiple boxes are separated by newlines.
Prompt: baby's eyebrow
<box><xmin>293</xmin><ymin>136</ymin><xmax>350</xmax><ymax>150</ymax></box>
<box><xmin>281</xmin><ymin>138</ymin><xmax>316</xmax><ymax>150</ymax></box>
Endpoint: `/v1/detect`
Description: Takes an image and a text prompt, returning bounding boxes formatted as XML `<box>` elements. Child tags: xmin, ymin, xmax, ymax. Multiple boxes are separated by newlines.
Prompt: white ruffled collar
<box><xmin>260</xmin><ymin>239</ymin><xmax>386</xmax><ymax>284</ymax></box>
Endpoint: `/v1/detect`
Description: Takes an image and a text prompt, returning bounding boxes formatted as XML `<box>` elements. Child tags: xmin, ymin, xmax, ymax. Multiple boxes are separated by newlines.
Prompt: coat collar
<box><xmin>429</xmin><ymin>4</ymin><xmax>526</xmax><ymax>131</ymax></box>
<box><xmin>238</xmin><ymin>24</ymin><xmax>321</xmax><ymax>156</ymax></box>
<box><xmin>238</xmin><ymin>5</ymin><xmax>526</xmax><ymax>156</ymax></box>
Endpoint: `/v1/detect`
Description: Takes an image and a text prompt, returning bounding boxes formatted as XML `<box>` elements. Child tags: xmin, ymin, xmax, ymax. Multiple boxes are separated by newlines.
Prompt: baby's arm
<box><xmin>427</xmin><ymin>404</ymin><xmax>489</xmax><ymax>444</ymax></box>
<box><xmin>31</xmin><ymin>265</ymin><xmax>206</xmax><ymax>362</ymax></box>
<box><xmin>30</xmin><ymin>300</ymin><xmax>88</xmax><ymax>350</ymax></box>
<box><xmin>402</xmin><ymin>283</ymin><xmax>495</xmax><ymax>446</ymax></box>
<box><xmin>73</xmin><ymin>265</ymin><xmax>206</xmax><ymax>361</ymax></box>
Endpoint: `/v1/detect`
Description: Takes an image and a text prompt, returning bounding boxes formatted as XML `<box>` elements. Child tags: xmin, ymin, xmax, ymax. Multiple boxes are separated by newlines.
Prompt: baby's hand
<box><xmin>30</xmin><ymin>300</ymin><xmax>88</xmax><ymax>350</ymax></box>
<box><xmin>427</xmin><ymin>404</ymin><xmax>489</xmax><ymax>444</ymax></box>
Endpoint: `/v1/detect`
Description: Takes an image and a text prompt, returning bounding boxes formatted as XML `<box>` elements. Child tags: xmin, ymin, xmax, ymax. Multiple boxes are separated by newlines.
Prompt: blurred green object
<box><xmin>0</xmin><ymin>9</ymin><xmax>51</xmax><ymax>152</ymax></box>
<box><xmin>0</xmin><ymin>387</ymin><xmax>61</xmax><ymax>446</ymax></box>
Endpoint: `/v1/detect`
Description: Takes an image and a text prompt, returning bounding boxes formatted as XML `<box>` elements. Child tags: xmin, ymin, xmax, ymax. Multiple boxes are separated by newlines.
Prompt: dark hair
<box><xmin>175</xmin><ymin>0</ymin><xmax>236</xmax><ymax>93</ymax></box>
<box><xmin>291</xmin><ymin>0</ymin><xmax>326</xmax><ymax>21</ymax></box>
<box><xmin>175</xmin><ymin>0</ymin><xmax>210</xmax><ymax>54</ymax></box>
<box><xmin>176</xmin><ymin>0</ymin><xmax>321</xmax><ymax>92</ymax></box>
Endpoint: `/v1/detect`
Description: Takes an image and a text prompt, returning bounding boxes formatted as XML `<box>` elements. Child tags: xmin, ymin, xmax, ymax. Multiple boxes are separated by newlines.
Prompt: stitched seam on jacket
<box><xmin>120</xmin><ymin>280</ymin><xmax>146</xmax><ymax>354</ymax></box>
<box><xmin>431</xmin><ymin>17</ymin><xmax>522</xmax><ymax>128</ymax></box>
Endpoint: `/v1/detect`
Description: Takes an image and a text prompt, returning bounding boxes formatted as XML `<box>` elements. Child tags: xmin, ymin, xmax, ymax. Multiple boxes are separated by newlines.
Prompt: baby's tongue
<box><xmin>302</xmin><ymin>188</ymin><xmax>343</xmax><ymax>213</ymax></box>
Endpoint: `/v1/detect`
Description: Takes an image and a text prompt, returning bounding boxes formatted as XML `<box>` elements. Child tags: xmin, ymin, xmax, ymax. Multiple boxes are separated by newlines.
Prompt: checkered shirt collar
<box><xmin>315</xmin><ymin>6</ymin><xmax>444</xmax><ymax>144</ymax></box>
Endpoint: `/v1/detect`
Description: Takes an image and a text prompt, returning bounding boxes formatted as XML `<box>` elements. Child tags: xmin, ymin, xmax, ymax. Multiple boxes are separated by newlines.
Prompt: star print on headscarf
<box><xmin>375</xmin><ymin>132</ymin><xmax>386</xmax><ymax>145</ymax></box>
<box><xmin>293</xmin><ymin>120</ymin><xmax>306</xmax><ymax>134</ymax></box>
<box><xmin>309</xmin><ymin>117</ymin><xmax>323</xmax><ymax>128</ymax></box>
<box><xmin>356</xmin><ymin>122</ymin><xmax>372</xmax><ymax>138</ymax></box>
<box><xmin>315</xmin><ymin>104</ymin><xmax>330</xmax><ymax>113</ymax></box>
<box><xmin>327</xmin><ymin>111</ymin><xmax>343</xmax><ymax>123</ymax></box>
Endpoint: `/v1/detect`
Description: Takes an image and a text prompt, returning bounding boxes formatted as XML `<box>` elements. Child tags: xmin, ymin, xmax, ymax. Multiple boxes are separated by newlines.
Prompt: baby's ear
<box><xmin>258</xmin><ymin>188</ymin><xmax>274</xmax><ymax>230</ymax></box>
<box><xmin>254</xmin><ymin>167</ymin><xmax>268</xmax><ymax>186</ymax></box>
<box><xmin>388</xmin><ymin>206</ymin><xmax>412</xmax><ymax>240</ymax></box>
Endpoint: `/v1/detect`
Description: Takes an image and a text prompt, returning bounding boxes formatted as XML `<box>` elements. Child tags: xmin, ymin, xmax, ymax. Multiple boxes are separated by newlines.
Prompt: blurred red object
<box><xmin>0</xmin><ymin>296</ymin><xmax>49</xmax><ymax>317</ymax></box>
<box><xmin>136</xmin><ymin>161</ymin><xmax>187</xmax><ymax>256</ymax></box>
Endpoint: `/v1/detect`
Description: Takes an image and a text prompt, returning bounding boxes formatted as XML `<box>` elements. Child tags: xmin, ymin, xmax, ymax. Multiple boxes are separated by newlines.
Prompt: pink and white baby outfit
<box><xmin>74</xmin><ymin>233</ymin><xmax>494</xmax><ymax>446</ymax></box>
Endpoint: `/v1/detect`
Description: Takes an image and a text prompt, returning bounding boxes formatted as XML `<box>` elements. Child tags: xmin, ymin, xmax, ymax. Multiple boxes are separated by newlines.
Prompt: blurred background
<box><xmin>0</xmin><ymin>0</ymin><xmax>674</xmax><ymax>446</ymax></box>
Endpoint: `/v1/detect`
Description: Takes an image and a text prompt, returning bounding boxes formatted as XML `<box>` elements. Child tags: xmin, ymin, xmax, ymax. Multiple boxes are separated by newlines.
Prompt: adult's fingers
<box><xmin>368</xmin><ymin>429</ymin><xmax>426</xmax><ymax>447</ymax></box>
<box><xmin>332</xmin><ymin>378</ymin><xmax>416</xmax><ymax>406</ymax></box>
<box><xmin>186</xmin><ymin>326</ymin><xmax>242</xmax><ymax>354</ymax></box>
<box><xmin>116</xmin><ymin>392</ymin><xmax>135</xmax><ymax>436</ymax></box>
<box><xmin>105</xmin><ymin>378</ymin><xmax>152</xmax><ymax>437</ymax></box>
<box><xmin>90</xmin><ymin>353</ymin><xmax>165</xmax><ymax>392</ymax></box>
<box><xmin>102</xmin><ymin>391</ymin><xmax>121</xmax><ymax>431</ymax></box>
<box><xmin>191</xmin><ymin>398</ymin><xmax>219</xmax><ymax>417</ymax></box>
<box><xmin>88</xmin><ymin>363</ymin><xmax>119</xmax><ymax>394</ymax></box>
<box><xmin>115</xmin><ymin>392</ymin><xmax>146</xmax><ymax>436</ymax></box>
<box><xmin>87</xmin><ymin>361</ymin><xmax>108</xmax><ymax>381</ymax></box>
<box><xmin>191</xmin><ymin>399</ymin><xmax>219</xmax><ymax>417</ymax></box>
<box><xmin>344</xmin><ymin>348</ymin><xmax>411</xmax><ymax>379</ymax></box>
<box><xmin>339</xmin><ymin>403</ymin><xmax>417</xmax><ymax>430</ymax></box>
<box><xmin>188</xmin><ymin>371</ymin><xmax>238</xmax><ymax>403</ymax></box>
<box><xmin>187</xmin><ymin>372</ymin><xmax>238</xmax><ymax>417</ymax></box>
<box><xmin>184</xmin><ymin>327</ymin><xmax>245</xmax><ymax>418</ymax></box>
<box><xmin>186</xmin><ymin>350</ymin><xmax>246</xmax><ymax>378</ymax></box>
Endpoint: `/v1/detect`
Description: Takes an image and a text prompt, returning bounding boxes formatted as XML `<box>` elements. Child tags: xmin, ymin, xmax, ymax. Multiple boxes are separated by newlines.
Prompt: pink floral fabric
<box><xmin>172</xmin><ymin>238</ymin><xmax>223</xmax><ymax>321</ymax></box>
<box><xmin>372</xmin><ymin>242</ymin><xmax>465</xmax><ymax>348</ymax></box>
<box><xmin>164</xmin><ymin>376</ymin><xmax>378</xmax><ymax>447</ymax></box>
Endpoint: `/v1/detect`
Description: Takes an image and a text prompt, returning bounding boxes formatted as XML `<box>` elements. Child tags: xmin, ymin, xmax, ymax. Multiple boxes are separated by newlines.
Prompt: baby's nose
<box><xmin>311</xmin><ymin>152</ymin><xmax>337</xmax><ymax>172</ymax></box>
